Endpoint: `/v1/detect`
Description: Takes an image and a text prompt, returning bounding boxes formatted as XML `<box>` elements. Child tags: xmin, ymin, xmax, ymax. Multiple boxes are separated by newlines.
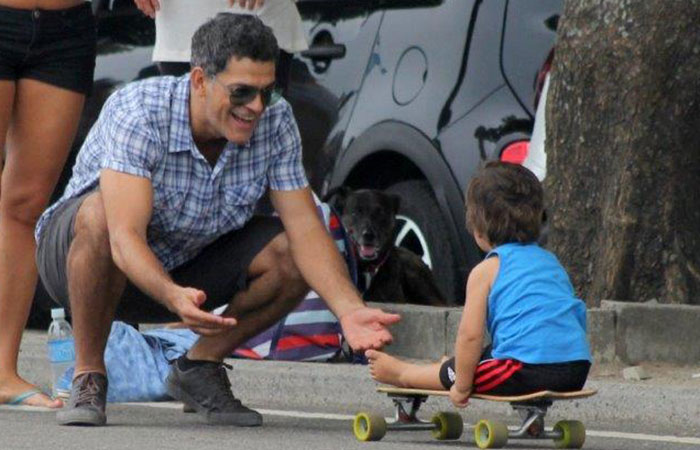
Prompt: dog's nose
<box><xmin>362</xmin><ymin>230</ymin><xmax>375</xmax><ymax>241</ymax></box>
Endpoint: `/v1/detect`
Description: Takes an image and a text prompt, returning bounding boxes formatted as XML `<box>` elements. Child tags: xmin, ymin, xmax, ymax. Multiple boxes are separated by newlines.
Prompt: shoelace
<box><xmin>219</xmin><ymin>362</ymin><xmax>233</xmax><ymax>390</ymax></box>
<box><xmin>73</xmin><ymin>374</ymin><xmax>104</xmax><ymax>409</ymax></box>
<box><xmin>209</xmin><ymin>362</ymin><xmax>243</xmax><ymax>409</ymax></box>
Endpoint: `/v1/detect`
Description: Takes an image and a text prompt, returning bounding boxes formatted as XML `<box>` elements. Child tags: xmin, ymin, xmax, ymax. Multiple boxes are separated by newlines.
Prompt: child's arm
<box><xmin>450</xmin><ymin>256</ymin><xmax>498</xmax><ymax>407</ymax></box>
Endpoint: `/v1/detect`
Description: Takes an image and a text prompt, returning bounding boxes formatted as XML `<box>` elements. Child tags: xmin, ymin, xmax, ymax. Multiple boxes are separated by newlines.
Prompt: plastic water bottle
<box><xmin>47</xmin><ymin>308</ymin><xmax>75</xmax><ymax>399</ymax></box>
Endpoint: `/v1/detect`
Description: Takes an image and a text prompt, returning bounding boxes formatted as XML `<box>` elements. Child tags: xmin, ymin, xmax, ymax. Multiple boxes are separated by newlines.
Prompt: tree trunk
<box><xmin>545</xmin><ymin>0</ymin><xmax>700</xmax><ymax>306</ymax></box>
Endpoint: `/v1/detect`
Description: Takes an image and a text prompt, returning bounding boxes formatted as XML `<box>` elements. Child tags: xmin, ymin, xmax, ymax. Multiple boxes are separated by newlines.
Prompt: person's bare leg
<box><xmin>0</xmin><ymin>145</ymin><xmax>4</xmax><ymax>197</ymax></box>
<box><xmin>365</xmin><ymin>350</ymin><xmax>445</xmax><ymax>390</ymax></box>
<box><xmin>57</xmin><ymin>193</ymin><xmax>122</xmax><ymax>426</ymax></box>
<box><xmin>187</xmin><ymin>233</ymin><xmax>309</xmax><ymax>361</ymax></box>
<box><xmin>0</xmin><ymin>79</ymin><xmax>84</xmax><ymax>407</ymax></box>
<box><xmin>67</xmin><ymin>193</ymin><xmax>127</xmax><ymax>376</ymax></box>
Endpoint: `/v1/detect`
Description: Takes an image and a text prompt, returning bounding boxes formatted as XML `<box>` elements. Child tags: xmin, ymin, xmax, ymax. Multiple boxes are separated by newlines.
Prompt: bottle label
<box><xmin>48</xmin><ymin>339</ymin><xmax>75</xmax><ymax>363</ymax></box>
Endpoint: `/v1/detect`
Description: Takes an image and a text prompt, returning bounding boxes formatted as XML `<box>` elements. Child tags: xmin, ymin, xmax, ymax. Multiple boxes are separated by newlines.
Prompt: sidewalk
<box><xmin>17</xmin><ymin>327</ymin><xmax>700</xmax><ymax>437</ymax></box>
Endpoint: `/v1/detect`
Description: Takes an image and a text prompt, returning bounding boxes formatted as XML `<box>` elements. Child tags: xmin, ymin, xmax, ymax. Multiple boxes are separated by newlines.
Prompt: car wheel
<box><xmin>385</xmin><ymin>180</ymin><xmax>459</xmax><ymax>304</ymax></box>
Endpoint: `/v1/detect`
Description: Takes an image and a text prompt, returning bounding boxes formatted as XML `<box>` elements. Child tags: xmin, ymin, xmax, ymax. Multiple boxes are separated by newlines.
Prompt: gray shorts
<box><xmin>36</xmin><ymin>192</ymin><xmax>284</xmax><ymax>323</ymax></box>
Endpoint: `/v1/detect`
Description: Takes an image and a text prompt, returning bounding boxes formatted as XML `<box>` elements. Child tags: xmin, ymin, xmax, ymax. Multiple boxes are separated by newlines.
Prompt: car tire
<box><xmin>385</xmin><ymin>180</ymin><xmax>460</xmax><ymax>305</ymax></box>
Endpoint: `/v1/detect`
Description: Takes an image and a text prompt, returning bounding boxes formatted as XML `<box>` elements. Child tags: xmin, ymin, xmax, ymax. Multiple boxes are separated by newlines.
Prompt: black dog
<box><xmin>323</xmin><ymin>187</ymin><xmax>446</xmax><ymax>306</ymax></box>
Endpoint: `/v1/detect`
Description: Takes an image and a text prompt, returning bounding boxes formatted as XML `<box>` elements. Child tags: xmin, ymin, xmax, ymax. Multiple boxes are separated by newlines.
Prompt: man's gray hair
<box><xmin>191</xmin><ymin>13</ymin><xmax>279</xmax><ymax>78</ymax></box>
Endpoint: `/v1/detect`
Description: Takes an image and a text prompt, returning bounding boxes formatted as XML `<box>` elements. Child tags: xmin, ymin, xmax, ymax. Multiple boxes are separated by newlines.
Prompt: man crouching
<box><xmin>35</xmin><ymin>13</ymin><xmax>399</xmax><ymax>427</ymax></box>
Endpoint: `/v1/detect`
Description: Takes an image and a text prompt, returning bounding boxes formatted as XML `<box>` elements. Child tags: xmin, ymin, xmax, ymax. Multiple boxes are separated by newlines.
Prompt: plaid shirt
<box><xmin>36</xmin><ymin>75</ymin><xmax>308</xmax><ymax>270</ymax></box>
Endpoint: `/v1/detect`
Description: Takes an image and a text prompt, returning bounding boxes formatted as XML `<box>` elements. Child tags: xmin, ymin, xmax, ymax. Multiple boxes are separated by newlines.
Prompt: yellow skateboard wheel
<box><xmin>353</xmin><ymin>412</ymin><xmax>387</xmax><ymax>442</ymax></box>
<box><xmin>553</xmin><ymin>420</ymin><xmax>586</xmax><ymax>448</ymax></box>
<box><xmin>474</xmin><ymin>419</ymin><xmax>509</xmax><ymax>449</ymax></box>
<box><xmin>431</xmin><ymin>411</ymin><xmax>464</xmax><ymax>440</ymax></box>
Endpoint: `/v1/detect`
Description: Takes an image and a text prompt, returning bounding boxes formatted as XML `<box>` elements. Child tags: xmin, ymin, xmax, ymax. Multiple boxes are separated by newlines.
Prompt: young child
<box><xmin>366</xmin><ymin>161</ymin><xmax>592</xmax><ymax>408</ymax></box>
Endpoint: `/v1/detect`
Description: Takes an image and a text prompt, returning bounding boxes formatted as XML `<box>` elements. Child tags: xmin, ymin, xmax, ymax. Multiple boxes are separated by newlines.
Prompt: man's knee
<box><xmin>256</xmin><ymin>233</ymin><xmax>309</xmax><ymax>302</ymax></box>
<box><xmin>267</xmin><ymin>233</ymin><xmax>305</xmax><ymax>287</ymax></box>
<box><xmin>73</xmin><ymin>193</ymin><xmax>111</xmax><ymax>256</ymax></box>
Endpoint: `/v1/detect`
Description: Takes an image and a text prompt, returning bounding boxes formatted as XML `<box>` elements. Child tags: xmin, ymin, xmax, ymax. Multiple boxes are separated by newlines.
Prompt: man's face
<box><xmin>201</xmin><ymin>57</ymin><xmax>276</xmax><ymax>145</ymax></box>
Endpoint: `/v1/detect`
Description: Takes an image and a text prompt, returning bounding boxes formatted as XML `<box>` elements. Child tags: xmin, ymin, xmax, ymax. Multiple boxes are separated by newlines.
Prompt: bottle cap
<box><xmin>51</xmin><ymin>308</ymin><xmax>65</xmax><ymax>319</ymax></box>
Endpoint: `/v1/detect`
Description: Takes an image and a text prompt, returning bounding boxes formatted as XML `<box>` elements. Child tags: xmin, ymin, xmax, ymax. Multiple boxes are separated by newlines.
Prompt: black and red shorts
<box><xmin>438</xmin><ymin>348</ymin><xmax>590</xmax><ymax>396</ymax></box>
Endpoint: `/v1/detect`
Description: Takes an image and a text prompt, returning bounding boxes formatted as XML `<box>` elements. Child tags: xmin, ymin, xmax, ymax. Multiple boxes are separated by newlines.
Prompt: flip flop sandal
<box><xmin>4</xmin><ymin>388</ymin><xmax>49</xmax><ymax>406</ymax></box>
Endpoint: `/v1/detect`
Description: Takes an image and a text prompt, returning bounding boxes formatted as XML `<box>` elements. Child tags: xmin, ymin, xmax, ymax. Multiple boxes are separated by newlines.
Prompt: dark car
<box><xmin>31</xmin><ymin>0</ymin><xmax>561</xmax><ymax>325</ymax></box>
<box><xmin>288</xmin><ymin>0</ymin><xmax>560</xmax><ymax>303</ymax></box>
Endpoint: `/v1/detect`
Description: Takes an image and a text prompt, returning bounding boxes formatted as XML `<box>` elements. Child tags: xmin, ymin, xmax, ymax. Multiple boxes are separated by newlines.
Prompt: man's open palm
<box><xmin>339</xmin><ymin>307</ymin><xmax>401</xmax><ymax>352</ymax></box>
<box><xmin>172</xmin><ymin>287</ymin><xmax>237</xmax><ymax>336</ymax></box>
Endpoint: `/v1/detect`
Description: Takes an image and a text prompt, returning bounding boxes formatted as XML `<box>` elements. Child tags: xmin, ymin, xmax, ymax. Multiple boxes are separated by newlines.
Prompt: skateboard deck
<box><xmin>353</xmin><ymin>386</ymin><xmax>597</xmax><ymax>449</ymax></box>
<box><xmin>377</xmin><ymin>386</ymin><xmax>597</xmax><ymax>402</ymax></box>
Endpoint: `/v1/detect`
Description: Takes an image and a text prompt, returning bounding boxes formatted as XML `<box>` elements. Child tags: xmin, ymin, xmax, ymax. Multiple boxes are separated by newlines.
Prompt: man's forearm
<box><xmin>110</xmin><ymin>229</ymin><xmax>178</xmax><ymax>309</ymax></box>
<box><xmin>289</xmin><ymin>223</ymin><xmax>364</xmax><ymax>318</ymax></box>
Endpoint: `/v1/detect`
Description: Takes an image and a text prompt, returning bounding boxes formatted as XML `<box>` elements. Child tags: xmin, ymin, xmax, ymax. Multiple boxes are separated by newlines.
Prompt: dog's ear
<box><xmin>322</xmin><ymin>185</ymin><xmax>352</xmax><ymax>213</ymax></box>
<box><xmin>386</xmin><ymin>192</ymin><xmax>401</xmax><ymax>215</ymax></box>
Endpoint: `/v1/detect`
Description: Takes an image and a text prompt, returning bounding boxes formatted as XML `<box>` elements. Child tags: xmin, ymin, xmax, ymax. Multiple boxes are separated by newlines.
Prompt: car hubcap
<box><xmin>394</xmin><ymin>214</ymin><xmax>432</xmax><ymax>269</ymax></box>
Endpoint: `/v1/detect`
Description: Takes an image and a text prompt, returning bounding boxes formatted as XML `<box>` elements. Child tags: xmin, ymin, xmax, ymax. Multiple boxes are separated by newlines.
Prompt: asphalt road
<box><xmin>2</xmin><ymin>401</ymin><xmax>699</xmax><ymax>450</ymax></box>
<box><xmin>11</xmin><ymin>330</ymin><xmax>700</xmax><ymax>449</ymax></box>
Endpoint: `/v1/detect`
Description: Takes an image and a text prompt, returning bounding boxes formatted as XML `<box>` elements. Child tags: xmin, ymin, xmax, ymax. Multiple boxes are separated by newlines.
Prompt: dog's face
<box><xmin>325</xmin><ymin>188</ymin><xmax>400</xmax><ymax>262</ymax></box>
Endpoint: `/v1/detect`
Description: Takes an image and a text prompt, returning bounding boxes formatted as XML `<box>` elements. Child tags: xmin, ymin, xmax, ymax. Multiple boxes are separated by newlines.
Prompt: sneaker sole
<box><xmin>56</xmin><ymin>408</ymin><xmax>106</xmax><ymax>426</ymax></box>
<box><xmin>166</xmin><ymin>375</ymin><xmax>262</xmax><ymax>427</ymax></box>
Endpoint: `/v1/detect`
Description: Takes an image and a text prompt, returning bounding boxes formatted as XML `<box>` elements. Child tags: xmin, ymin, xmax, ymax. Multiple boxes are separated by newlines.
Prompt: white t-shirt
<box><xmin>522</xmin><ymin>73</ymin><xmax>549</xmax><ymax>181</ymax></box>
<box><xmin>153</xmin><ymin>0</ymin><xmax>308</xmax><ymax>63</ymax></box>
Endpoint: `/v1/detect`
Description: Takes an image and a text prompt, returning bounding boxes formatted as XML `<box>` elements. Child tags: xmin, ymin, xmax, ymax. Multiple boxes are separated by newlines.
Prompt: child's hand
<box><xmin>449</xmin><ymin>384</ymin><xmax>472</xmax><ymax>408</ymax></box>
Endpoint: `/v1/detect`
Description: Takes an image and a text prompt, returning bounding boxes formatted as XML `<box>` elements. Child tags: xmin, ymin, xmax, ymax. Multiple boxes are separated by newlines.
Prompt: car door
<box><xmin>286</xmin><ymin>1</ymin><xmax>386</xmax><ymax>192</ymax></box>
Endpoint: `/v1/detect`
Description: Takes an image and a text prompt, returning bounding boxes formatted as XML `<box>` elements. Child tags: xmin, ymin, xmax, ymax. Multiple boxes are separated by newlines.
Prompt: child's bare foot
<box><xmin>365</xmin><ymin>349</ymin><xmax>412</xmax><ymax>387</ymax></box>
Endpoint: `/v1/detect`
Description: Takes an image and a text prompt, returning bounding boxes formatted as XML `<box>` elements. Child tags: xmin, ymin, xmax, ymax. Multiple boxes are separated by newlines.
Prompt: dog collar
<box><xmin>359</xmin><ymin>250</ymin><xmax>391</xmax><ymax>292</ymax></box>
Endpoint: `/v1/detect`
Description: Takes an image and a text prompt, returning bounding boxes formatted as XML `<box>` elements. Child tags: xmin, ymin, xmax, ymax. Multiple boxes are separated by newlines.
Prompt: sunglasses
<box><xmin>212</xmin><ymin>77</ymin><xmax>279</xmax><ymax>108</ymax></box>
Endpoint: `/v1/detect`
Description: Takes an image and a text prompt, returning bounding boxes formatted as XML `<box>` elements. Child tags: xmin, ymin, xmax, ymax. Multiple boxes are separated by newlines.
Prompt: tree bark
<box><xmin>545</xmin><ymin>0</ymin><xmax>700</xmax><ymax>306</ymax></box>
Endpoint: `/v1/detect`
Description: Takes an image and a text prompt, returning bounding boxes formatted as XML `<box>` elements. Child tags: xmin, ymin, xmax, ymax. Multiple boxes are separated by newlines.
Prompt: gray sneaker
<box><xmin>56</xmin><ymin>372</ymin><xmax>108</xmax><ymax>426</ymax></box>
<box><xmin>166</xmin><ymin>357</ymin><xmax>262</xmax><ymax>426</ymax></box>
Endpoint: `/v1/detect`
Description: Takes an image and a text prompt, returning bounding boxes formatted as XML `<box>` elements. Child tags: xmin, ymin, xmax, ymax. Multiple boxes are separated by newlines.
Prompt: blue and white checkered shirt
<box><xmin>36</xmin><ymin>75</ymin><xmax>308</xmax><ymax>270</ymax></box>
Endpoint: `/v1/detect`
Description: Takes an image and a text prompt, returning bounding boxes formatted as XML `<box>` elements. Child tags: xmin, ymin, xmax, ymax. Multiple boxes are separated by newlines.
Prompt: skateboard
<box><xmin>353</xmin><ymin>386</ymin><xmax>597</xmax><ymax>449</ymax></box>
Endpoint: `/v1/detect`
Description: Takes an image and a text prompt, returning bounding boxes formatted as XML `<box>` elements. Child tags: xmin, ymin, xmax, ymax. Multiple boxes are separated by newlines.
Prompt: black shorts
<box><xmin>0</xmin><ymin>2</ymin><xmax>96</xmax><ymax>95</ymax></box>
<box><xmin>438</xmin><ymin>347</ymin><xmax>590</xmax><ymax>396</ymax></box>
<box><xmin>36</xmin><ymin>192</ymin><xmax>285</xmax><ymax>323</ymax></box>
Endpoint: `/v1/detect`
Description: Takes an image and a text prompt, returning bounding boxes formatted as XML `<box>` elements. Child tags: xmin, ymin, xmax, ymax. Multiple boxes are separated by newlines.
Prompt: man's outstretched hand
<box><xmin>339</xmin><ymin>307</ymin><xmax>401</xmax><ymax>352</ymax></box>
<box><xmin>170</xmin><ymin>287</ymin><xmax>237</xmax><ymax>336</ymax></box>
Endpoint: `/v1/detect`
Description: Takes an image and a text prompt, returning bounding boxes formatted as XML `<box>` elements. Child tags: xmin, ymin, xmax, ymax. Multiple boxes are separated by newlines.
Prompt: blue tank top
<box><xmin>485</xmin><ymin>243</ymin><xmax>592</xmax><ymax>364</ymax></box>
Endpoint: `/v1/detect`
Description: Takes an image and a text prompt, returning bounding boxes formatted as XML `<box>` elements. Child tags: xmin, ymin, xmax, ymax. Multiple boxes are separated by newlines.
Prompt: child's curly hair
<box><xmin>466</xmin><ymin>162</ymin><xmax>543</xmax><ymax>246</ymax></box>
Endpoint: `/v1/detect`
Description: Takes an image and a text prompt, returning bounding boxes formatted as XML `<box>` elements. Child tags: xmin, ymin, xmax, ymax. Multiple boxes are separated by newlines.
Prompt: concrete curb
<box><xmin>375</xmin><ymin>301</ymin><xmax>700</xmax><ymax>365</ymax></box>
<box><xmin>600</xmin><ymin>300</ymin><xmax>700</xmax><ymax>364</ymax></box>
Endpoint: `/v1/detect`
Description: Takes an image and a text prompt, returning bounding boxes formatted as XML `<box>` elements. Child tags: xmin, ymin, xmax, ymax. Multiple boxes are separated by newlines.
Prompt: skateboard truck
<box><xmin>389</xmin><ymin>393</ymin><xmax>432</xmax><ymax>430</ymax></box>
<box><xmin>354</xmin><ymin>392</ymin><xmax>463</xmax><ymax>441</ymax></box>
<box><xmin>474</xmin><ymin>399</ymin><xmax>585</xmax><ymax>448</ymax></box>
<box><xmin>510</xmin><ymin>400</ymin><xmax>557</xmax><ymax>438</ymax></box>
